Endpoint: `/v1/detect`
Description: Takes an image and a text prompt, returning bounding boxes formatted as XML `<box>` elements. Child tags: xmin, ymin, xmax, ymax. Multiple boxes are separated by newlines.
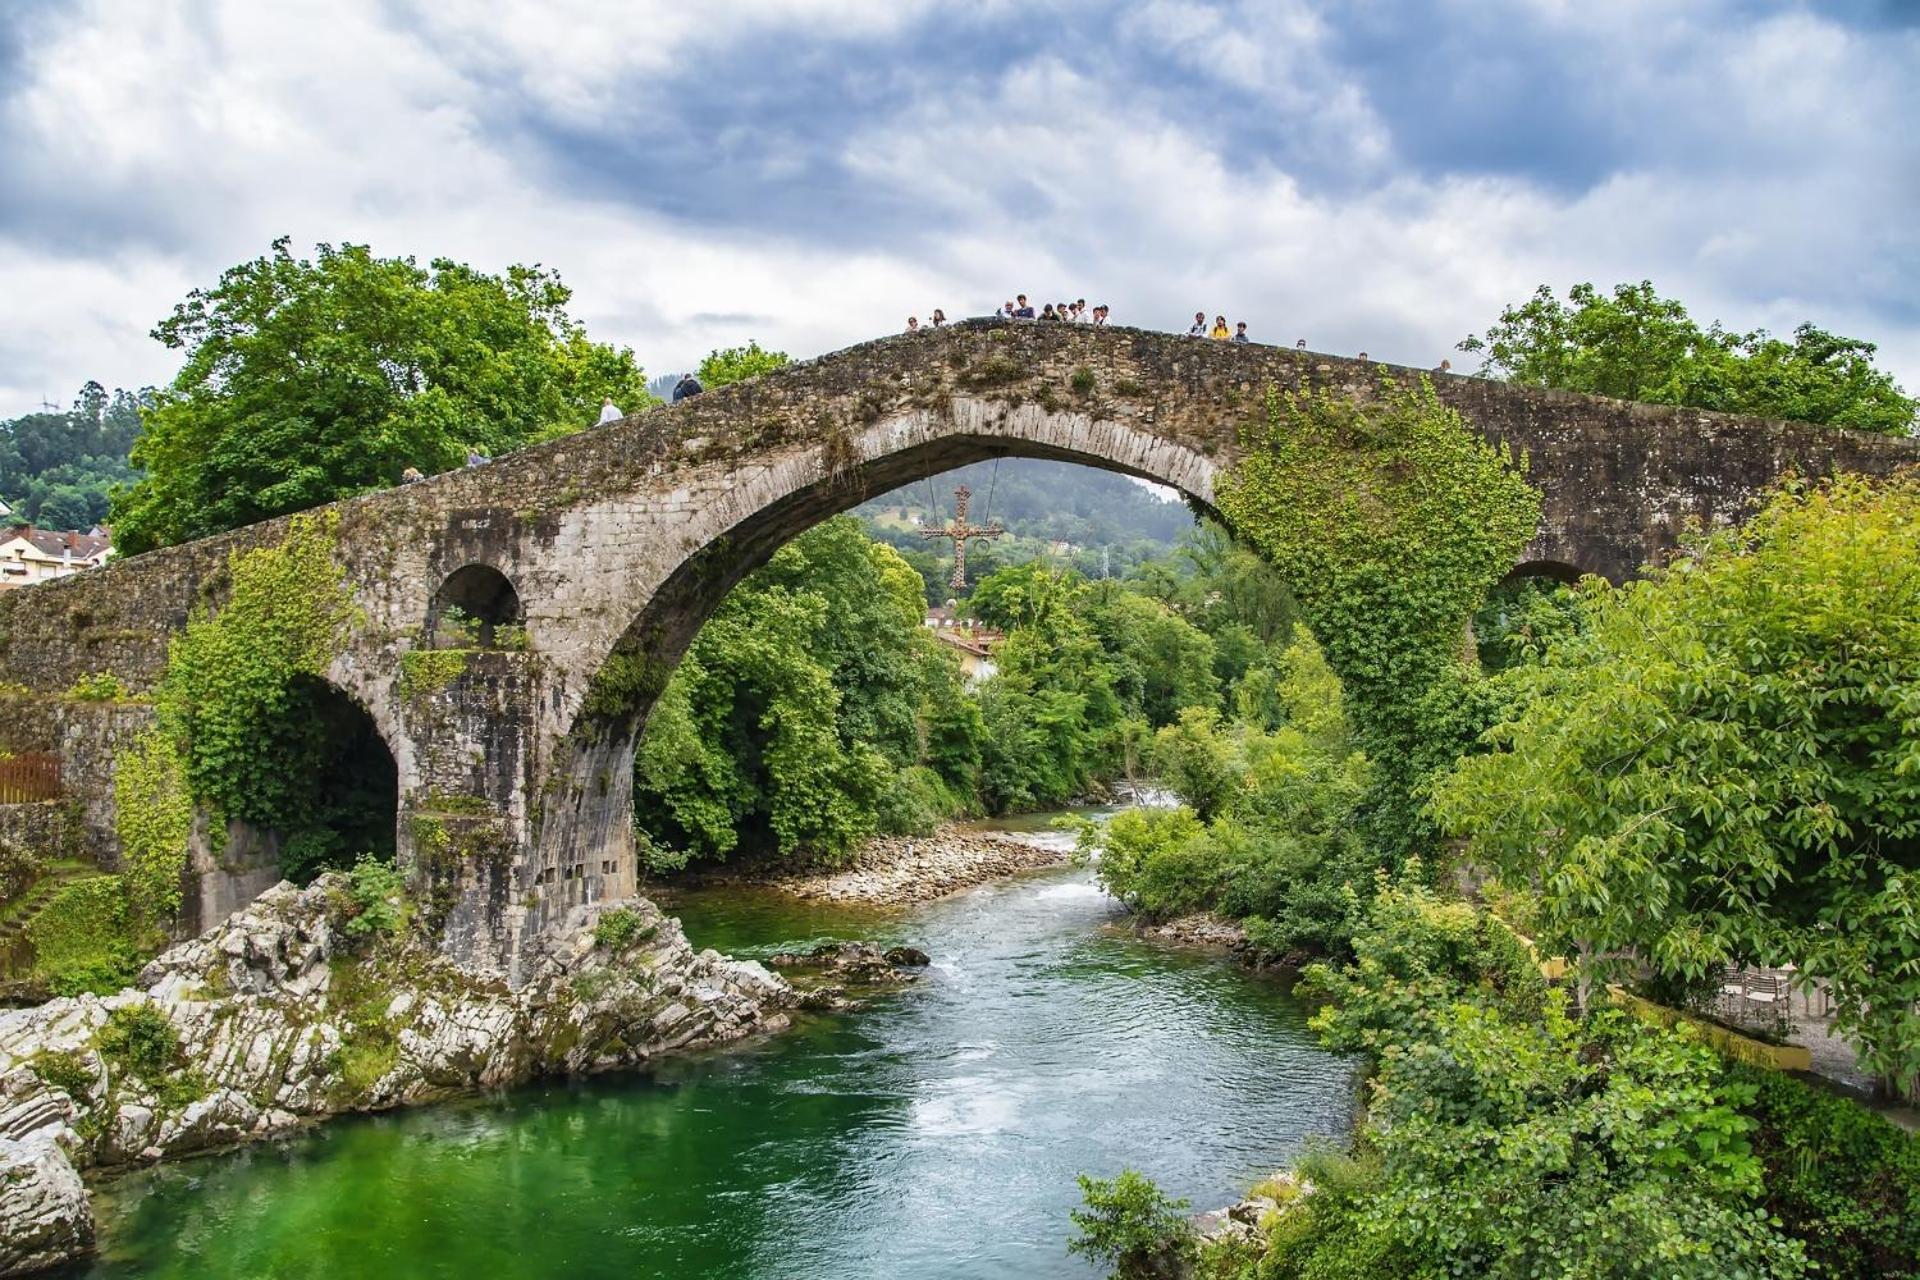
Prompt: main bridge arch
<box><xmin>3</xmin><ymin>320</ymin><xmax>1916</xmax><ymax>981</ymax></box>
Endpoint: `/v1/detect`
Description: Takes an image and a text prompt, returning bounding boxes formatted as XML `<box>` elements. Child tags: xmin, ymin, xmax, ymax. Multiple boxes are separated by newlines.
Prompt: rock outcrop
<box><xmin>0</xmin><ymin>876</ymin><xmax>797</xmax><ymax>1276</ymax></box>
<box><xmin>766</xmin><ymin>941</ymin><xmax>933</xmax><ymax>991</ymax></box>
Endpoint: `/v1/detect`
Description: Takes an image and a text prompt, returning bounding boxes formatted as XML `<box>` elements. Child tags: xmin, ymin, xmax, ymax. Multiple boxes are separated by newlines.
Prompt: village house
<box><xmin>923</xmin><ymin>605</ymin><xmax>1003</xmax><ymax>684</ymax></box>
<box><xmin>0</xmin><ymin>524</ymin><xmax>113</xmax><ymax>590</ymax></box>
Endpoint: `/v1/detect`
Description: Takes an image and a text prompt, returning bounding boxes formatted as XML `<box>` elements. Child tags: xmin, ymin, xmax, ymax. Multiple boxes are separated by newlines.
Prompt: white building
<box><xmin>0</xmin><ymin>525</ymin><xmax>113</xmax><ymax>590</ymax></box>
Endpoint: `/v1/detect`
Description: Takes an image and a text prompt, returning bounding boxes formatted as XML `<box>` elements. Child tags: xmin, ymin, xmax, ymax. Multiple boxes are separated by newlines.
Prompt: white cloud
<box><xmin>0</xmin><ymin>0</ymin><xmax>1915</xmax><ymax>417</ymax></box>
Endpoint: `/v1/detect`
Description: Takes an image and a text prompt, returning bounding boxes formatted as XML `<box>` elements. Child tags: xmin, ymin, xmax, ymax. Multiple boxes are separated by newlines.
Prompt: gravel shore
<box><xmin>685</xmin><ymin>826</ymin><xmax>1071</xmax><ymax>906</ymax></box>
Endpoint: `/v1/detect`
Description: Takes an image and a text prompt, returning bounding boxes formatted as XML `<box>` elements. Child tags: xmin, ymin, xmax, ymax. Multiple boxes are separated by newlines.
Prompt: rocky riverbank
<box><xmin>682</xmin><ymin>825</ymin><xmax>1071</xmax><ymax>906</ymax></box>
<box><xmin>0</xmin><ymin>876</ymin><xmax>801</xmax><ymax>1277</ymax></box>
<box><xmin>1132</xmin><ymin>912</ymin><xmax>1253</xmax><ymax>954</ymax></box>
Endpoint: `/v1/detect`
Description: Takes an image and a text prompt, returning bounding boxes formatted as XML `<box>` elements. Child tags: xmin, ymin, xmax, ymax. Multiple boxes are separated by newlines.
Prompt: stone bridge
<box><xmin>2</xmin><ymin>320</ymin><xmax>1915</xmax><ymax>981</ymax></box>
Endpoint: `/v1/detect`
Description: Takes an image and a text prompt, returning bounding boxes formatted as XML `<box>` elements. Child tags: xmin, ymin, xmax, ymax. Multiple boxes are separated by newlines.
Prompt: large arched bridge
<box><xmin>3</xmin><ymin>320</ymin><xmax>1915</xmax><ymax>980</ymax></box>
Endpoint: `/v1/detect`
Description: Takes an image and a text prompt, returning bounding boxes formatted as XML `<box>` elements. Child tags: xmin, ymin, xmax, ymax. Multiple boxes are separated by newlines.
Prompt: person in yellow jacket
<box><xmin>1209</xmin><ymin>315</ymin><xmax>1230</xmax><ymax>340</ymax></box>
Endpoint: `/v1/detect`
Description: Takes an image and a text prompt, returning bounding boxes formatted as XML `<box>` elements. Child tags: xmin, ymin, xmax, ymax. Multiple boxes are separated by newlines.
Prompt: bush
<box><xmin>342</xmin><ymin>854</ymin><xmax>406</xmax><ymax>938</ymax></box>
<box><xmin>28</xmin><ymin>875</ymin><xmax>146</xmax><ymax>994</ymax></box>
<box><xmin>874</xmin><ymin>765</ymin><xmax>967</xmax><ymax>837</ymax></box>
<box><xmin>30</xmin><ymin>1051</ymin><xmax>96</xmax><ymax>1099</ymax></box>
<box><xmin>47</xmin><ymin>951</ymin><xmax>145</xmax><ymax>997</ymax></box>
<box><xmin>592</xmin><ymin>907</ymin><xmax>653</xmax><ymax>951</ymax></box>
<box><xmin>96</xmin><ymin>1002</ymin><xmax>182</xmax><ymax>1081</ymax></box>
<box><xmin>1068</xmin><ymin>1170</ymin><xmax>1194</xmax><ymax>1279</ymax></box>
<box><xmin>66</xmin><ymin>671</ymin><xmax>128</xmax><ymax>701</ymax></box>
<box><xmin>1734</xmin><ymin>1063</ymin><xmax>1920</xmax><ymax>1278</ymax></box>
<box><xmin>1082</xmin><ymin>806</ymin><xmax>1208</xmax><ymax>917</ymax></box>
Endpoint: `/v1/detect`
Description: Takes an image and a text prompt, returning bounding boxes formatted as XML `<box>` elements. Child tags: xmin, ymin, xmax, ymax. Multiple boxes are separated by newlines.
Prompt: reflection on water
<box><xmin>79</xmin><ymin>810</ymin><xmax>1354</xmax><ymax>1280</ymax></box>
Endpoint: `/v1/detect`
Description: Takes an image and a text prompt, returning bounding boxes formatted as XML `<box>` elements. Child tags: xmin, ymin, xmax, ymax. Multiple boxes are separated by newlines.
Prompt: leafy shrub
<box><xmin>874</xmin><ymin>765</ymin><xmax>967</xmax><ymax>837</ymax></box>
<box><xmin>1256</xmin><ymin>877</ymin><xmax>1809</xmax><ymax>1278</ymax></box>
<box><xmin>28</xmin><ymin>875</ymin><xmax>144</xmax><ymax>994</ymax></box>
<box><xmin>96</xmin><ymin>1002</ymin><xmax>183</xmax><ymax>1081</ymax></box>
<box><xmin>31</xmin><ymin>1051</ymin><xmax>96</xmax><ymax>1099</ymax></box>
<box><xmin>1151</xmin><ymin>707</ymin><xmax>1238</xmax><ymax>821</ymax></box>
<box><xmin>47</xmin><ymin>951</ymin><xmax>144</xmax><ymax>997</ymax></box>
<box><xmin>342</xmin><ymin>854</ymin><xmax>406</xmax><ymax>938</ymax></box>
<box><xmin>592</xmin><ymin>907</ymin><xmax>653</xmax><ymax>951</ymax></box>
<box><xmin>1734</xmin><ymin>1063</ymin><xmax>1920</xmax><ymax>1278</ymax></box>
<box><xmin>1081</xmin><ymin>806</ymin><xmax>1207</xmax><ymax>917</ymax></box>
<box><xmin>1068</xmin><ymin>1170</ymin><xmax>1194</xmax><ymax>1279</ymax></box>
<box><xmin>66</xmin><ymin>671</ymin><xmax>128</xmax><ymax>701</ymax></box>
<box><xmin>1433</xmin><ymin>473</ymin><xmax>1920</xmax><ymax>1089</ymax></box>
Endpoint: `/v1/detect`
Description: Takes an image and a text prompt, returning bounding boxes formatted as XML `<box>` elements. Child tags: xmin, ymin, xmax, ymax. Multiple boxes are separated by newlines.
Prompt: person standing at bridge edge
<box><xmin>672</xmin><ymin>373</ymin><xmax>704</xmax><ymax>403</ymax></box>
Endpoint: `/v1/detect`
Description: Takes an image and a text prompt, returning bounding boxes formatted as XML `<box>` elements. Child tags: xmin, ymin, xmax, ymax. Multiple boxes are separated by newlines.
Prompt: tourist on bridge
<box><xmin>1013</xmin><ymin>295</ymin><xmax>1034</xmax><ymax>319</ymax></box>
<box><xmin>1002</xmin><ymin>300</ymin><xmax>1016</xmax><ymax>319</ymax></box>
<box><xmin>597</xmin><ymin>398</ymin><xmax>622</xmax><ymax>425</ymax></box>
<box><xmin>930</xmin><ymin>309</ymin><xmax>947</xmax><ymax>327</ymax></box>
<box><xmin>907</xmin><ymin>316</ymin><xmax>920</xmax><ymax>333</ymax></box>
<box><xmin>1188</xmin><ymin>311</ymin><xmax>1207</xmax><ymax>337</ymax></box>
<box><xmin>1233</xmin><ymin>321</ymin><xmax>1250</xmax><ymax>344</ymax></box>
<box><xmin>1210</xmin><ymin>315</ymin><xmax>1230</xmax><ymax>340</ymax></box>
<box><xmin>1041</xmin><ymin>303</ymin><xmax>1060</xmax><ymax>321</ymax></box>
<box><xmin>672</xmin><ymin>373</ymin><xmax>704</xmax><ymax>403</ymax></box>
<box><xmin>401</xmin><ymin>466</ymin><xmax>425</xmax><ymax>485</ymax></box>
<box><xmin>465</xmin><ymin>448</ymin><xmax>490</xmax><ymax>467</ymax></box>
<box><xmin>1072</xmin><ymin>298</ymin><xmax>1088</xmax><ymax>322</ymax></box>
<box><xmin>1093</xmin><ymin>304</ymin><xmax>1109</xmax><ymax>326</ymax></box>
<box><xmin>1295</xmin><ymin>338</ymin><xmax>1307</xmax><ymax>348</ymax></box>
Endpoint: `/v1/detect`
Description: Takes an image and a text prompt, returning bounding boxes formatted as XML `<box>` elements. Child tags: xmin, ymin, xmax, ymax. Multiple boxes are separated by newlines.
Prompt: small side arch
<box><xmin>1503</xmin><ymin>558</ymin><xmax>1585</xmax><ymax>587</ymax></box>
<box><xmin>429</xmin><ymin>564</ymin><xmax>525</xmax><ymax>647</ymax></box>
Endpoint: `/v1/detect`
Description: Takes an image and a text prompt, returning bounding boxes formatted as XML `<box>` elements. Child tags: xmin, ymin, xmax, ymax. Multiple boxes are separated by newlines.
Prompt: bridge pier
<box><xmin>393</xmin><ymin>649</ymin><xmax>641</xmax><ymax>981</ymax></box>
<box><xmin>394</xmin><ymin>650</ymin><xmax>543</xmax><ymax>977</ymax></box>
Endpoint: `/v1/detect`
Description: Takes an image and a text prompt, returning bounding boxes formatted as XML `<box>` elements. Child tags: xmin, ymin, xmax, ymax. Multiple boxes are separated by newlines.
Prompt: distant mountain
<box><xmin>861</xmin><ymin>458</ymin><xmax>1192</xmax><ymax>547</ymax></box>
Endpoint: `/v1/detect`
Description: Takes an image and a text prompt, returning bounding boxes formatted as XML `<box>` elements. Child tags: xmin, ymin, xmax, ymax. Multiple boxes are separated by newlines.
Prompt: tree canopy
<box><xmin>109</xmin><ymin>238</ymin><xmax>653</xmax><ymax>553</ymax></box>
<box><xmin>1431</xmin><ymin>473</ymin><xmax>1920</xmax><ymax>1087</ymax></box>
<box><xmin>1461</xmin><ymin>281</ymin><xmax>1916</xmax><ymax>436</ymax></box>
<box><xmin>696</xmin><ymin>340</ymin><xmax>790</xmax><ymax>389</ymax></box>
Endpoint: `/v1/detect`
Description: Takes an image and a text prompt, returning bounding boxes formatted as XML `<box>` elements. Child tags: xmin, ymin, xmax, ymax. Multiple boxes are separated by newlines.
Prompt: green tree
<box><xmin>110</xmin><ymin>239</ymin><xmax>652</xmax><ymax>552</ymax></box>
<box><xmin>1151</xmin><ymin>707</ymin><xmax>1236</xmax><ymax>821</ymax></box>
<box><xmin>633</xmin><ymin>517</ymin><xmax>970</xmax><ymax>866</ymax></box>
<box><xmin>1431</xmin><ymin>474</ymin><xmax>1920</xmax><ymax>1091</ymax></box>
<box><xmin>1462</xmin><ymin>281</ymin><xmax>1915</xmax><ymax>436</ymax></box>
<box><xmin>1215</xmin><ymin>378</ymin><xmax>1540</xmax><ymax>855</ymax></box>
<box><xmin>696</xmin><ymin>340</ymin><xmax>790</xmax><ymax>388</ymax></box>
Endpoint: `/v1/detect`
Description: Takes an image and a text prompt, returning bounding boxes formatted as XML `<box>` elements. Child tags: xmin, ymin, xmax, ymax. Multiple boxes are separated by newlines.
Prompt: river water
<box><xmin>75</xmin><ymin>811</ymin><xmax>1355</xmax><ymax>1279</ymax></box>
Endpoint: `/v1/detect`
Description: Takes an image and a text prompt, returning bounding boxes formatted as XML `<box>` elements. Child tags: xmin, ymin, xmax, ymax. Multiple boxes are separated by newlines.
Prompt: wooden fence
<box><xmin>0</xmin><ymin>753</ymin><xmax>62</xmax><ymax>804</ymax></box>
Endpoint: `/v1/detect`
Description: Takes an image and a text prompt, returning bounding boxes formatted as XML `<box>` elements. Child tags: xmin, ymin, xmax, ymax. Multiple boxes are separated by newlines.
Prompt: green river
<box><xmin>73</xmin><ymin>811</ymin><xmax>1356</xmax><ymax>1279</ymax></box>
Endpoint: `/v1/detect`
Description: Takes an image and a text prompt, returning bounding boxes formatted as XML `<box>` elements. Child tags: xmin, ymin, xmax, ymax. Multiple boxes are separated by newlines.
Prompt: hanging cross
<box><xmin>920</xmin><ymin>484</ymin><xmax>1005</xmax><ymax>591</ymax></box>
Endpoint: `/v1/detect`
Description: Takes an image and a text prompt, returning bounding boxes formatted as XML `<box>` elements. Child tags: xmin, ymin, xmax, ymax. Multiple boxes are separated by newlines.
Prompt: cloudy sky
<box><xmin>1</xmin><ymin>0</ymin><xmax>1916</xmax><ymax>415</ymax></box>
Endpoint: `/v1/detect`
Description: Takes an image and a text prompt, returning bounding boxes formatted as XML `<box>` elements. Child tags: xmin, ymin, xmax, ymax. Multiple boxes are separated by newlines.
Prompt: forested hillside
<box><xmin>858</xmin><ymin>459</ymin><xmax>1196</xmax><ymax>598</ymax></box>
<box><xmin>0</xmin><ymin>383</ymin><xmax>144</xmax><ymax>530</ymax></box>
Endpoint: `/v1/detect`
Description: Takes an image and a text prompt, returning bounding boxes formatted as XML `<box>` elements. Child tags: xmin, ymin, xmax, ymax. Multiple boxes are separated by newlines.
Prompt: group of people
<box><xmin>1187</xmin><ymin>311</ymin><xmax>1252</xmax><ymax>344</ymax></box>
<box><xmin>904</xmin><ymin>309</ymin><xmax>948</xmax><ymax>332</ymax></box>
<box><xmin>999</xmin><ymin>296</ymin><xmax>1110</xmax><ymax>325</ymax></box>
